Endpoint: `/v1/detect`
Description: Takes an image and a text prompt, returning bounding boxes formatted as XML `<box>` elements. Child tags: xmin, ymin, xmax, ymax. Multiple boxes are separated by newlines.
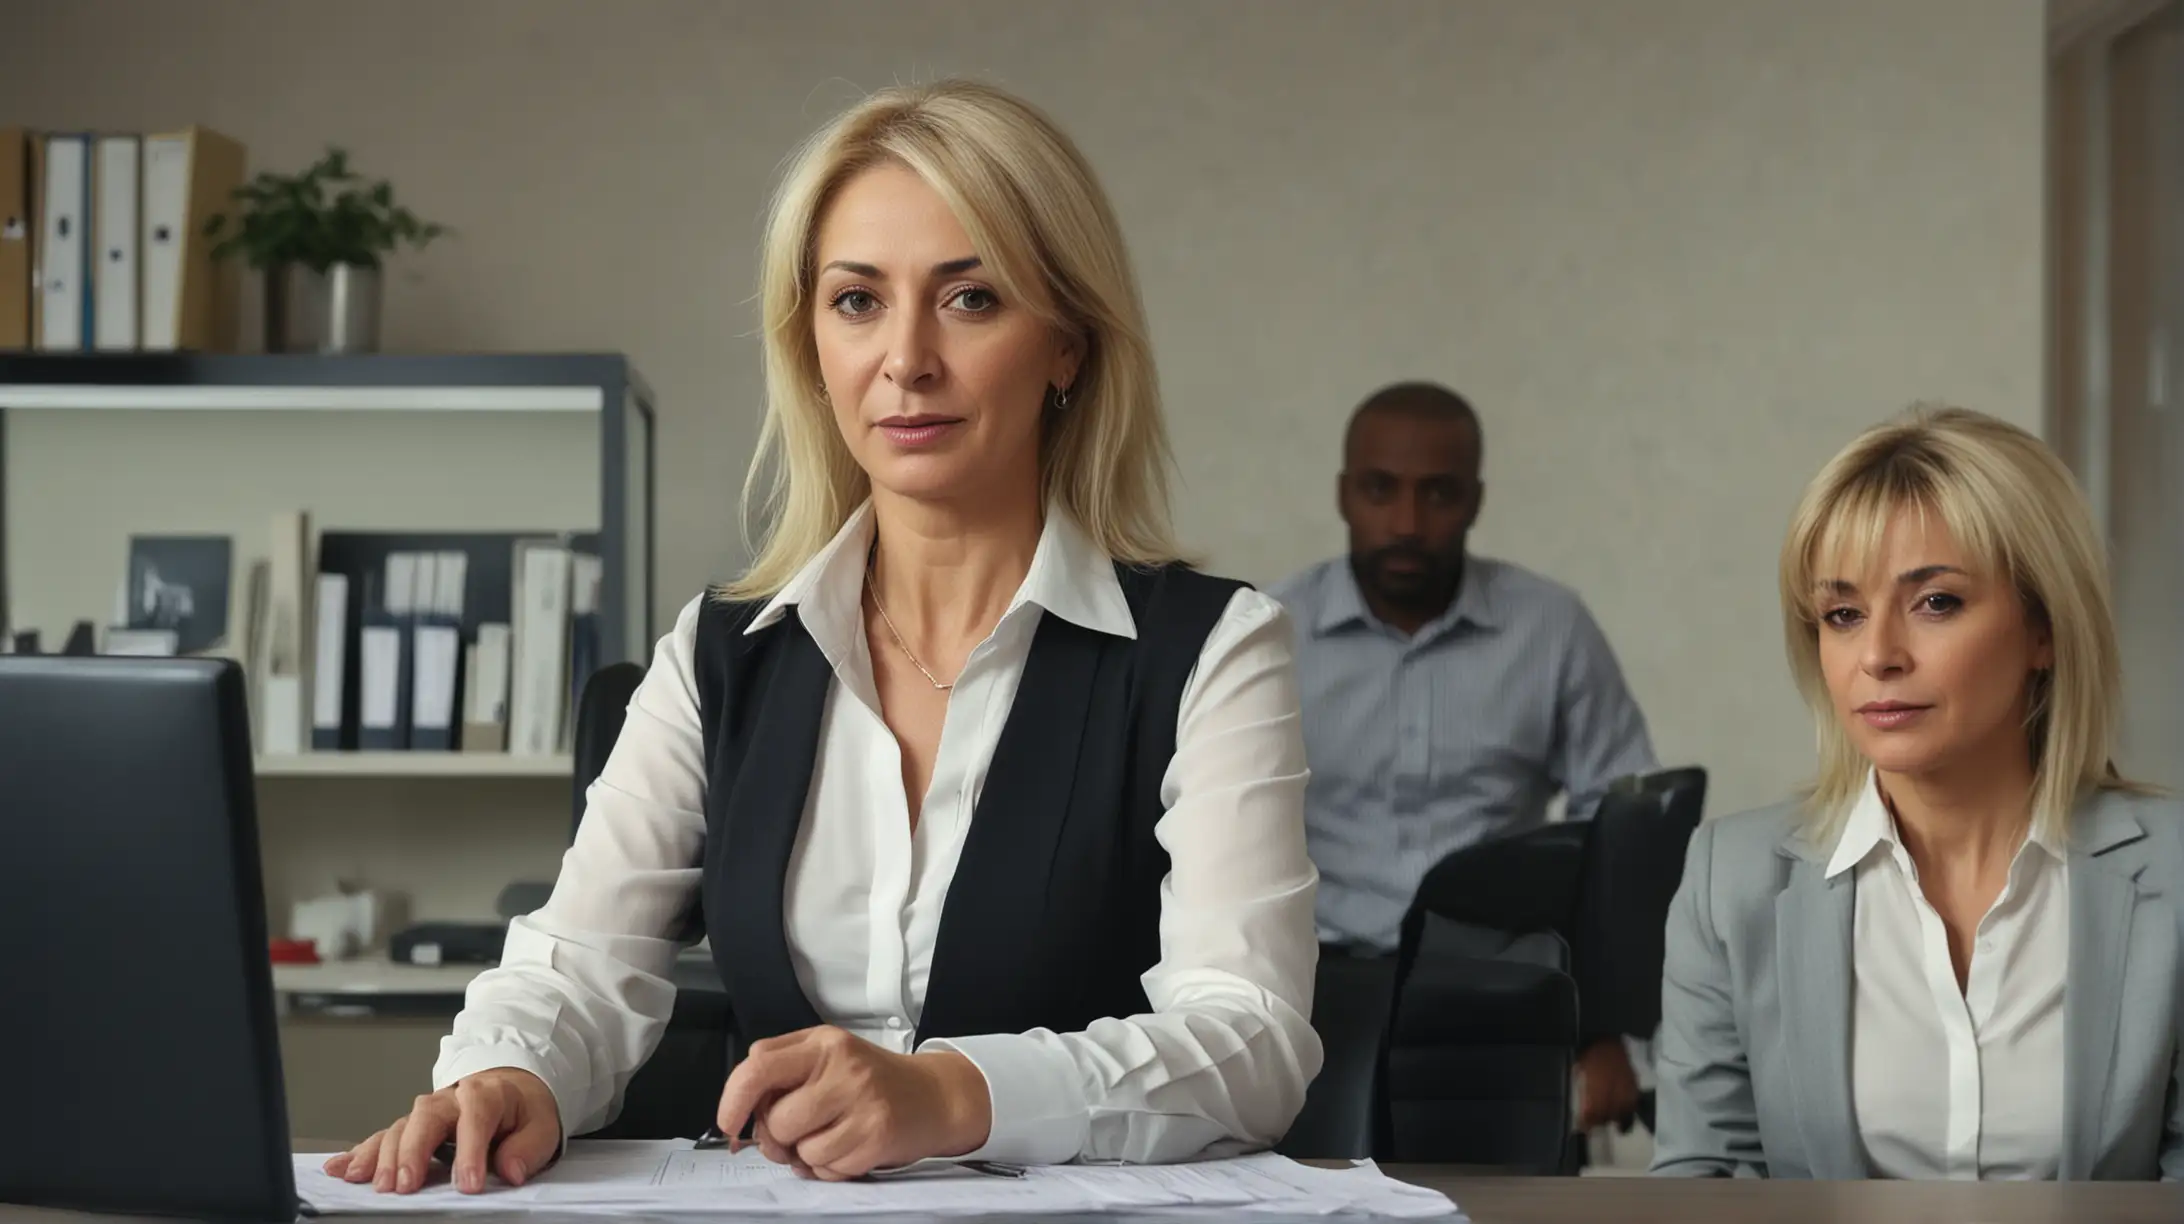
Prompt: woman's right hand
<box><xmin>320</xmin><ymin>1068</ymin><xmax>562</xmax><ymax>1195</ymax></box>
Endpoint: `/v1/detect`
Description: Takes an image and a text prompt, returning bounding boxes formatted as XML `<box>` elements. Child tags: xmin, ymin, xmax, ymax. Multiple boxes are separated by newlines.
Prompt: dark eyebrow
<box><xmin>1816</xmin><ymin>564</ymin><xmax>1968</xmax><ymax>597</ymax></box>
<box><xmin>818</xmin><ymin>256</ymin><xmax>983</xmax><ymax>279</ymax></box>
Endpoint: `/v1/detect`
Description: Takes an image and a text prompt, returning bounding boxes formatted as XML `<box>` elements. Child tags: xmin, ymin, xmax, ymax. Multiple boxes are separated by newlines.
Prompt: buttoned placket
<box><xmin>1889</xmin><ymin>838</ymin><xmax>2044</xmax><ymax>1179</ymax></box>
<box><xmin>841</xmin><ymin>600</ymin><xmax>1030</xmax><ymax>1053</ymax></box>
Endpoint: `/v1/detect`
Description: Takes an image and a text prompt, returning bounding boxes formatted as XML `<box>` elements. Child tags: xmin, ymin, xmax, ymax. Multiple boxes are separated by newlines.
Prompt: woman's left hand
<box><xmin>715</xmin><ymin>1025</ymin><xmax>993</xmax><ymax>1180</ymax></box>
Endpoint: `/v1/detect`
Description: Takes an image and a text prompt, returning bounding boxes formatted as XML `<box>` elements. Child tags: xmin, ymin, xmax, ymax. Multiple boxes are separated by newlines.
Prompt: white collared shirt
<box><xmin>1829</xmin><ymin>772</ymin><xmax>2068</xmax><ymax>1180</ymax></box>
<box><xmin>432</xmin><ymin>503</ymin><xmax>1323</xmax><ymax>1165</ymax></box>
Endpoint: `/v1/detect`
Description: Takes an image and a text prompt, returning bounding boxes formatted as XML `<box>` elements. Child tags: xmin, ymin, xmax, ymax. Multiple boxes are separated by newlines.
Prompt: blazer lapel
<box><xmin>2062</xmin><ymin>795</ymin><xmax>2150</xmax><ymax>1180</ymax></box>
<box><xmin>1775</xmin><ymin>839</ymin><xmax>1861</xmax><ymax>1179</ymax></box>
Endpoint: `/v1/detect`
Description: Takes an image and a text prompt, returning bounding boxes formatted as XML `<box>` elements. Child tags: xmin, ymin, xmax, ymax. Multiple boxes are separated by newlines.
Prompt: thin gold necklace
<box><xmin>866</xmin><ymin>562</ymin><xmax>955</xmax><ymax>691</ymax></box>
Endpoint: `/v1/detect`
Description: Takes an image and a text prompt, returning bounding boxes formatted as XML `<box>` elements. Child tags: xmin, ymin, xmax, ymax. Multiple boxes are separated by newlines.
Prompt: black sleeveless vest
<box><xmin>691</xmin><ymin>561</ymin><xmax>1246</xmax><ymax>1061</ymax></box>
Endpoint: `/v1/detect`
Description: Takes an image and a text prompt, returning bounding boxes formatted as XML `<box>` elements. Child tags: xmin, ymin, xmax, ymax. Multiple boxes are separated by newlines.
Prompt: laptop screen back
<box><xmin>0</xmin><ymin>655</ymin><xmax>296</xmax><ymax>1221</ymax></box>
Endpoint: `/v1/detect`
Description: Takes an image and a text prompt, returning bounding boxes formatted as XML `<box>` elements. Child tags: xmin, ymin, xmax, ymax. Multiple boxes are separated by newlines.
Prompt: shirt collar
<box><xmin>1311</xmin><ymin>564</ymin><xmax>1374</xmax><ymax>636</ymax></box>
<box><xmin>1823</xmin><ymin>769</ymin><xmax>2068</xmax><ymax>879</ymax></box>
<box><xmin>1311</xmin><ymin>557</ymin><xmax>1496</xmax><ymax>638</ymax></box>
<box><xmin>1448</xmin><ymin>559</ymin><xmax>1498</xmax><ymax>631</ymax></box>
<box><xmin>1823</xmin><ymin>773</ymin><xmax>1896</xmax><ymax>879</ymax></box>
<box><xmin>745</xmin><ymin>500</ymin><xmax>1136</xmax><ymax>662</ymax></box>
<box><xmin>1016</xmin><ymin>505</ymin><xmax>1138</xmax><ymax>639</ymax></box>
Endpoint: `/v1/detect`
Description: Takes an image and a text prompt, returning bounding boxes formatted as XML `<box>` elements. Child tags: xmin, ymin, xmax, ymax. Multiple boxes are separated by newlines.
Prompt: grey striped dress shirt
<box><xmin>1269</xmin><ymin>556</ymin><xmax>1658</xmax><ymax>951</ymax></box>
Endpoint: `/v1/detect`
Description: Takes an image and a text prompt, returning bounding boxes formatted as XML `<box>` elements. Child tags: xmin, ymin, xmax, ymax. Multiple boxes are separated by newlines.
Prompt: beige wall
<box><xmin>1</xmin><ymin>0</ymin><xmax>2047</xmax><ymax>817</ymax></box>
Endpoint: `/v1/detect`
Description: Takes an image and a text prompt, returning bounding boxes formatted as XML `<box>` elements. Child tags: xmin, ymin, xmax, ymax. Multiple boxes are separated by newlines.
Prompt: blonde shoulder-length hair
<box><xmin>1778</xmin><ymin>403</ymin><xmax>2147</xmax><ymax>841</ymax></box>
<box><xmin>719</xmin><ymin>78</ymin><xmax>1183</xmax><ymax>601</ymax></box>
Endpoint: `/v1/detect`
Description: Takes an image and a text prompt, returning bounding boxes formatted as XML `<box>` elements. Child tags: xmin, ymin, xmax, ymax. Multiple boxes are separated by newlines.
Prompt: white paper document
<box><xmin>292</xmin><ymin>1141</ymin><xmax>1460</xmax><ymax>1218</ymax></box>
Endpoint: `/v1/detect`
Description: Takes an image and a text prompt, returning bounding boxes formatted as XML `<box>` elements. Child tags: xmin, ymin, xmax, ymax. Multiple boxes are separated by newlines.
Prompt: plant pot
<box><xmin>322</xmin><ymin>263</ymin><xmax>382</xmax><ymax>354</ymax></box>
<box><xmin>263</xmin><ymin>264</ymin><xmax>318</xmax><ymax>353</ymax></box>
<box><xmin>263</xmin><ymin>262</ymin><xmax>382</xmax><ymax>354</ymax></box>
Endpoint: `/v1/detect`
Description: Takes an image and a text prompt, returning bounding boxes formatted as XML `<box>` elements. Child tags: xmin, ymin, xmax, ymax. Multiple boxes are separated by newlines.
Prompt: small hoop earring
<box><xmin>1051</xmin><ymin>385</ymin><xmax>1072</xmax><ymax>411</ymax></box>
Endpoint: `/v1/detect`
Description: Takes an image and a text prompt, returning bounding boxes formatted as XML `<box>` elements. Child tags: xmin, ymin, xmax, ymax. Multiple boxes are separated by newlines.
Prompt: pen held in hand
<box><xmin>867</xmin><ymin>1160</ymin><xmax>1028</xmax><ymax>1180</ymax></box>
<box><xmin>696</xmin><ymin>1085</ymin><xmax>777</xmax><ymax>1151</ymax></box>
<box><xmin>693</xmin><ymin>1109</ymin><xmax>759</xmax><ymax>1151</ymax></box>
<box><xmin>690</xmin><ymin>1117</ymin><xmax>1023</xmax><ymax>1180</ymax></box>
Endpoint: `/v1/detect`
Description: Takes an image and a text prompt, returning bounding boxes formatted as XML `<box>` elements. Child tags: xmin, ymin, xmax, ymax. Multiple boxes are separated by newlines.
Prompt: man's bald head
<box><xmin>1342</xmin><ymin>382</ymin><xmax>1482</xmax><ymax>469</ymax></box>
<box><xmin>1336</xmin><ymin>382</ymin><xmax>1486</xmax><ymax>631</ymax></box>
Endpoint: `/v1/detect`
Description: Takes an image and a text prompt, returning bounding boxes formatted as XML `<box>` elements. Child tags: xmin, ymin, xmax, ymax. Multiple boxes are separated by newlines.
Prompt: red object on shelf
<box><xmin>268</xmin><ymin>938</ymin><xmax>320</xmax><ymax>964</ymax></box>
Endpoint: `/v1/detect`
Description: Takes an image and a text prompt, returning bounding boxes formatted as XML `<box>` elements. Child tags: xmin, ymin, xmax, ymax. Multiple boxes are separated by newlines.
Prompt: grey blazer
<box><xmin>1650</xmin><ymin>788</ymin><xmax>2184</xmax><ymax>1180</ymax></box>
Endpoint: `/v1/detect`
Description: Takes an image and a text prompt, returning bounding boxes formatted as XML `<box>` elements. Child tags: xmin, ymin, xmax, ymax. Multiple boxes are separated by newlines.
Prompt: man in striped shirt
<box><xmin>1270</xmin><ymin>381</ymin><xmax>1658</xmax><ymax>1131</ymax></box>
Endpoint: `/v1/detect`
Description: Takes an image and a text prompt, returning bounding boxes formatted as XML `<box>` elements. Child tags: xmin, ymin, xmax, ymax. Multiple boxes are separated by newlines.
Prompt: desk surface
<box><xmin>272</xmin><ymin>950</ymin><xmax>727</xmax><ymax>999</ymax></box>
<box><xmin>1413</xmin><ymin>1170</ymin><xmax>2184</xmax><ymax>1223</ymax></box>
<box><xmin>3</xmin><ymin>1158</ymin><xmax>2180</xmax><ymax>1223</ymax></box>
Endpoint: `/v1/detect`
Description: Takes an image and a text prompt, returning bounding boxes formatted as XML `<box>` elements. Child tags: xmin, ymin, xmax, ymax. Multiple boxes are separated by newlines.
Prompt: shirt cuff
<box><xmin>432</xmin><ymin>1042</ymin><xmax>576</xmax><ymax>1162</ymax></box>
<box><xmin>917</xmin><ymin>1032</ymin><xmax>1088</xmax><ymax>1165</ymax></box>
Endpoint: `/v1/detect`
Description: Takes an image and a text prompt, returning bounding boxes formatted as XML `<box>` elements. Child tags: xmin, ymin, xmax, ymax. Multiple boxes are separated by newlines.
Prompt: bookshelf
<box><xmin>272</xmin><ymin>955</ymin><xmax>485</xmax><ymax>997</ymax></box>
<box><xmin>0</xmin><ymin>352</ymin><xmax>655</xmax><ymax>979</ymax></box>
<box><xmin>271</xmin><ymin>947</ymin><xmax>724</xmax><ymax>1001</ymax></box>
<box><xmin>254</xmin><ymin>752</ymin><xmax>573</xmax><ymax>779</ymax></box>
<box><xmin>1</xmin><ymin>355</ymin><xmax>664</xmax><ymax>1145</ymax></box>
<box><xmin>0</xmin><ymin>352</ymin><xmax>657</xmax><ymax>669</ymax></box>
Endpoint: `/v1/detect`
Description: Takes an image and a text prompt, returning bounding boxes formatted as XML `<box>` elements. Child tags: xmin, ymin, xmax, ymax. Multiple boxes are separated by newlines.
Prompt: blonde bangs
<box><xmin>1779</xmin><ymin>404</ymin><xmax>2145</xmax><ymax>842</ymax></box>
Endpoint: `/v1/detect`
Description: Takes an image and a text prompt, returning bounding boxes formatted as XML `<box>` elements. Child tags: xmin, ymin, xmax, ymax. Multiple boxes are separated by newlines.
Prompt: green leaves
<box><xmin>204</xmin><ymin>145</ymin><xmax>448</xmax><ymax>271</ymax></box>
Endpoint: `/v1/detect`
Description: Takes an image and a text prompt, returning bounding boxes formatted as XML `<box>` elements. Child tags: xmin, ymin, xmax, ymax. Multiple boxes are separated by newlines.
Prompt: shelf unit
<box><xmin>1</xmin><ymin>353</ymin><xmax>665</xmax><ymax>1079</ymax></box>
<box><xmin>272</xmin><ymin>955</ymin><xmax>485</xmax><ymax>997</ymax></box>
<box><xmin>255</xmin><ymin>752</ymin><xmax>573</xmax><ymax>779</ymax></box>
<box><xmin>0</xmin><ymin>351</ymin><xmax>658</xmax><ymax>672</ymax></box>
<box><xmin>271</xmin><ymin>948</ymin><xmax>726</xmax><ymax>1001</ymax></box>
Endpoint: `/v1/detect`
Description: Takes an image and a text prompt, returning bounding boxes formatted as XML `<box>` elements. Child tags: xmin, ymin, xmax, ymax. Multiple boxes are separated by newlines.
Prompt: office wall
<box><xmin>0</xmin><ymin>0</ymin><xmax>2046</xmax><ymax>816</ymax></box>
<box><xmin>2054</xmin><ymin>4</ymin><xmax>2184</xmax><ymax>788</ymax></box>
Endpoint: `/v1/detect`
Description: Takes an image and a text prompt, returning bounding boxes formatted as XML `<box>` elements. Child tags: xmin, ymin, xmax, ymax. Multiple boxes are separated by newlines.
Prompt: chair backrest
<box><xmin>561</xmin><ymin>660</ymin><xmax>737</xmax><ymax>1140</ymax></box>
<box><xmin>1570</xmin><ymin>766</ymin><xmax>1707</xmax><ymax>1041</ymax></box>
<box><xmin>1276</xmin><ymin>954</ymin><xmax>1400</xmax><ymax>1160</ymax></box>
<box><xmin>1379</xmin><ymin>829</ymin><xmax>1587</xmax><ymax>1173</ymax></box>
<box><xmin>1400</xmin><ymin>822</ymin><xmax>1590</xmax><ymax>941</ymax></box>
<box><xmin>1381</xmin><ymin>946</ymin><xmax>1577</xmax><ymax>1173</ymax></box>
<box><xmin>571</xmin><ymin>661</ymin><xmax>646</xmax><ymax>842</ymax></box>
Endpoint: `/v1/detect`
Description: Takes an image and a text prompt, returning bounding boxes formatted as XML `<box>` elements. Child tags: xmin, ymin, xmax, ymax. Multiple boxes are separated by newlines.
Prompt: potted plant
<box><xmin>205</xmin><ymin>146</ymin><xmax>447</xmax><ymax>353</ymax></box>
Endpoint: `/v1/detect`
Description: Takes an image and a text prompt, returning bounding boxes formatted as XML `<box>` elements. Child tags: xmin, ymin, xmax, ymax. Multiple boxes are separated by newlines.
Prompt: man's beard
<box><xmin>1361</xmin><ymin>544</ymin><xmax>1458</xmax><ymax>607</ymax></box>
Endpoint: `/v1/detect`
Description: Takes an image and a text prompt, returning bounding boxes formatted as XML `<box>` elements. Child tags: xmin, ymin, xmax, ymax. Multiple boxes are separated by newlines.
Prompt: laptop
<box><xmin>0</xmin><ymin>655</ymin><xmax>300</xmax><ymax>1221</ymax></box>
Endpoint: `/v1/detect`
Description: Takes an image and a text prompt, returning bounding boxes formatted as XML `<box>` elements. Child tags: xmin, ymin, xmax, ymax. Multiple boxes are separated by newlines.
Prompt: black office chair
<box><xmin>1382</xmin><ymin>887</ymin><xmax>1579</xmax><ymax>1172</ymax></box>
<box><xmin>1277</xmin><ymin>952</ymin><xmax>1400</xmax><ymax>1159</ymax></box>
<box><xmin>569</xmin><ymin>662</ymin><xmax>645</xmax><ymax>840</ymax></box>
<box><xmin>1567</xmin><ymin>766</ymin><xmax>1707</xmax><ymax>1133</ymax></box>
<box><xmin>564</xmin><ymin>662</ymin><xmax>739</xmax><ymax>1140</ymax></box>
<box><xmin>1371</xmin><ymin>765</ymin><xmax>1709</xmax><ymax>1169</ymax></box>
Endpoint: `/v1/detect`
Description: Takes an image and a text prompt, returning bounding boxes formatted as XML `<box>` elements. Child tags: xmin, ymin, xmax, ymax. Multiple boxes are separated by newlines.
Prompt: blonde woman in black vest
<box><xmin>325</xmin><ymin>80</ymin><xmax>1322</xmax><ymax>1194</ymax></box>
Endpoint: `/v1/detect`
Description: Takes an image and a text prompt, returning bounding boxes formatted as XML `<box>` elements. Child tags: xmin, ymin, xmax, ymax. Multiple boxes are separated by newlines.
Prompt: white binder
<box><xmin>139</xmin><ymin>126</ymin><xmax>244</xmax><ymax>352</ymax></box>
<box><xmin>92</xmin><ymin>135</ymin><xmax>140</xmax><ymax>350</ymax></box>
<box><xmin>408</xmin><ymin>551</ymin><xmax>469</xmax><ymax>751</ymax></box>
<box><xmin>258</xmin><ymin>511</ymin><xmax>314</xmax><ymax>754</ymax></box>
<box><xmin>36</xmin><ymin>134</ymin><xmax>89</xmax><ymax>351</ymax></box>
<box><xmin>312</xmin><ymin>572</ymin><xmax>349</xmax><ymax>750</ymax></box>
<box><xmin>462</xmin><ymin>623</ymin><xmax>513</xmax><ymax>753</ymax></box>
<box><xmin>509</xmin><ymin>542</ymin><xmax>572</xmax><ymax>759</ymax></box>
<box><xmin>139</xmin><ymin>133</ymin><xmax>191</xmax><ymax>351</ymax></box>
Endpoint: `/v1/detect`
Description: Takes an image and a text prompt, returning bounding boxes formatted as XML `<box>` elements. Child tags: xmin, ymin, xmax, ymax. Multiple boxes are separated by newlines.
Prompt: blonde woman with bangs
<box><xmin>328</xmin><ymin>80</ymin><xmax>1321</xmax><ymax>1194</ymax></box>
<box><xmin>1652</xmin><ymin>405</ymin><xmax>2184</xmax><ymax>1181</ymax></box>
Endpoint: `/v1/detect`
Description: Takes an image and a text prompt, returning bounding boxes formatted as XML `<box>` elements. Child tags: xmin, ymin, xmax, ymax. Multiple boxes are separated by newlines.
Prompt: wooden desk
<box><xmin>1396</xmin><ymin>1168</ymin><xmax>2184</xmax><ymax>1223</ymax></box>
<box><xmin>6</xmin><ymin>1156</ymin><xmax>2182</xmax><ymax>1222</ymax></box>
